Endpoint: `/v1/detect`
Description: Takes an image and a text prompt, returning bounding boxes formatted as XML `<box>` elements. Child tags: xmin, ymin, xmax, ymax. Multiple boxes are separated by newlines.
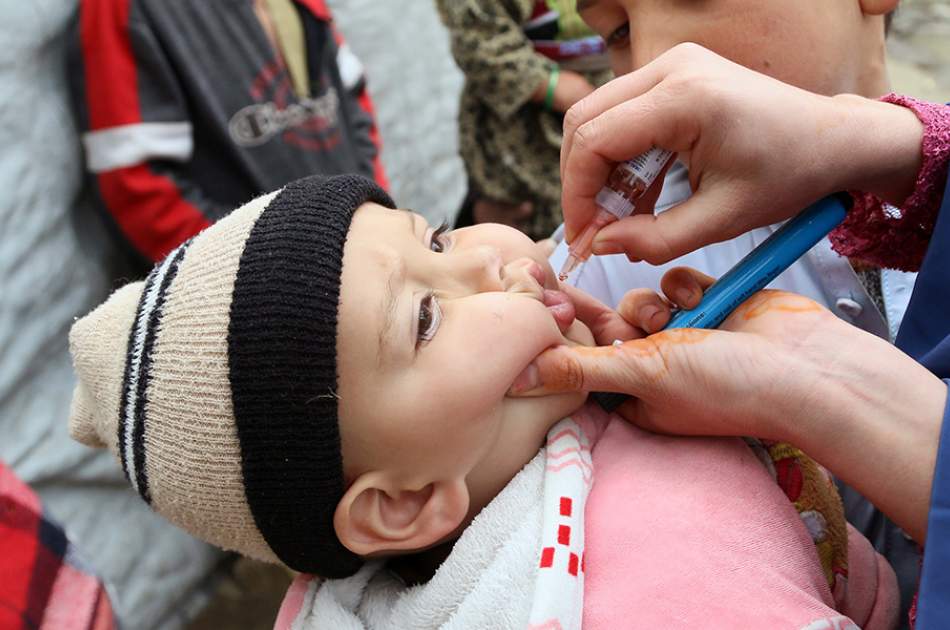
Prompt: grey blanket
<box><xmin>0</xmin><ymin>3</ymin><xmax>223</xmax><ymax>628</ymax></box>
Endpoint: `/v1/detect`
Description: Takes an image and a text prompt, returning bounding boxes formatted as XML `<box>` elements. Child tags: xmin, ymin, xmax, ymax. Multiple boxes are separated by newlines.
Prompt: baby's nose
<box><xmin>501</xmin><ymin>258</ymin><xmax>545</xmax><ymax>298</ymax></box>
<box><xmin>457</xmin><ymin>245</ymin><xmax>503</xmax><ymax>292</ymax></box>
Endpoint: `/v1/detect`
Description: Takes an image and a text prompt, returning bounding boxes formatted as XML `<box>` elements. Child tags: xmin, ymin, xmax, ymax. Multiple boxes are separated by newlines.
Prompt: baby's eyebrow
<box><xmin>402</xmin><ymin>209</ymin><xmax>418</xmax><ymax>234</ymax></box>
<box><xmin>377</xmin><ymin>252</ymin><xmax>406</xmax><ymax>367</ymax></box>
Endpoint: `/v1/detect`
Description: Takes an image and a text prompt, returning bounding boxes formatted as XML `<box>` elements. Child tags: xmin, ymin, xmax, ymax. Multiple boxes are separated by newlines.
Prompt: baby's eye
<box><xmin>416</xmin><ymin>292</ymin><xmax>442</xmax><ymax>349</ymax></box>
<box><xmin>606</xmin><ymin>22</ymin><xmax>630</xmax><ymax>48</ymax></box>
<box><xmin>429</xmin><ymin>223</ymin><xmax>450</xmax><ymax>253</ymax></box>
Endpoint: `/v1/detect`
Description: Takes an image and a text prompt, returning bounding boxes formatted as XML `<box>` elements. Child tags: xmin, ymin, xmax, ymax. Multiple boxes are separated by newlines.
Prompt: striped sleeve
<box><xmin>326</xmin><ymin>17</ymin><xmax>388</xmax><ymax>190</ymax></box>
<box><xmin>73</xmin><ymin>0</ymin><xmax>227</xmax><ymax>262</ymax></box>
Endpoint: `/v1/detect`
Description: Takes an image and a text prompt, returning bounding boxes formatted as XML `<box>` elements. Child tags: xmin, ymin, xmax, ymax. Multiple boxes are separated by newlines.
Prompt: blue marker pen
<box><xmin>592</xmin><ymin>193</ymin><xmax>850</xmax><ymax>412</ymax></box>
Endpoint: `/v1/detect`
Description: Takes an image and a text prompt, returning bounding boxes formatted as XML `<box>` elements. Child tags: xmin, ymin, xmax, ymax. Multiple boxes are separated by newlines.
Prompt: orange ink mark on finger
<box><xmin>738</xmin><ymin>290</ymin><xmax>824</xmax><ymax>321</ymax></box>
<box><xmin>648</xmin><ymin>328</ymin><xmax>714</xmax><ymax>345</ymax></box>
<box><xmin>537</xmin><ymin>348</ymin><xmax>588</xmax><ymax>391</ymax></box>
<box><xmin>538</xmin><ymin>329</ymin><xmax>713</xmax><ymax>392</ymax></box>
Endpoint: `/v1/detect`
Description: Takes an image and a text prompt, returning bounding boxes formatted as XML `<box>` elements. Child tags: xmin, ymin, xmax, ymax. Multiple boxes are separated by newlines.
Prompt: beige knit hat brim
<box><xmin>69</xmin><ymin>191</ymin><xmax>280</xmax><ymax>564</ymax></box>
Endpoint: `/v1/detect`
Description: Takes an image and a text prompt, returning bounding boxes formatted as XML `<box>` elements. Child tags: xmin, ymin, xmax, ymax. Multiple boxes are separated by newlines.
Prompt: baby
<box><xmin>69</xmin><ymin>175</ymin><xmax>896</xmax><ymax>628</ymax></box>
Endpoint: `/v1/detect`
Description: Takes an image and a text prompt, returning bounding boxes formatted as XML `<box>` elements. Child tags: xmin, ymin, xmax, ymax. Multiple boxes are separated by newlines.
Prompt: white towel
<box><xmin>279</xmin><ymin>418</ymin><xmax>593</xmax><ymax>630</ymax></box>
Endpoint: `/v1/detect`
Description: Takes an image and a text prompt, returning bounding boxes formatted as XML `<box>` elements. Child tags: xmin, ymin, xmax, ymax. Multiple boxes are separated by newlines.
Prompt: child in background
<box><xmin>69</xmin><ymin>175</ymin><xmax>897</xmax><ymax>629</ymax></box>
<box><xmin>437</xmin><ymin>0</ymin><xmax>612</xmax><ymax>240</ymax></box>
<box><xmin>71</xmin><ymin>0</ymin><xmax>386</xmax><ymax>272</ymax></box>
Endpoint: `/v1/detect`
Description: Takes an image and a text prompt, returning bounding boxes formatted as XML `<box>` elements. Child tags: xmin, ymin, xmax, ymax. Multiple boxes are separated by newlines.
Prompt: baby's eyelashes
<box><xmin>426</xmin><ymin>223</ymin><xmax>451</xmax><ymax>253</ymax></box>
<box><xmin>416</xmin><ymin>292</ymin><xmax>442</xmax><ymax>349</ymax></box>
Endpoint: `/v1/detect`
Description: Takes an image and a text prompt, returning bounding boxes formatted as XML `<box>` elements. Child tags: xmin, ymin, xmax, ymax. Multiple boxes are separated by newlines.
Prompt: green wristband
<box><xmin>544</xmin><ymin>66</ymin><xmax>560</xmax><ymax>111</ymax></box>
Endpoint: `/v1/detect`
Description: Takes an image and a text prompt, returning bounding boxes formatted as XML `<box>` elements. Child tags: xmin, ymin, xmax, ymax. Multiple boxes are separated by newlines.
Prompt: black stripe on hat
<box><xmin>118</xmin><ymin>240</ymin><xmax>191</xmax><ymax>503</ymax></box>
<box><xmin>229</xmin><ymin>175</ymin><xmax>395</xmax><ymax>577</ymax></box>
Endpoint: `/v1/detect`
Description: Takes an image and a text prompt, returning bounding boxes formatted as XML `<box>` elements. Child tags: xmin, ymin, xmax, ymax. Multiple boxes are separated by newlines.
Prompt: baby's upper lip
<box><xmin>526</xmin><ymin>260</ymin><xmax>547</xmax><ymax>288</ymax></box>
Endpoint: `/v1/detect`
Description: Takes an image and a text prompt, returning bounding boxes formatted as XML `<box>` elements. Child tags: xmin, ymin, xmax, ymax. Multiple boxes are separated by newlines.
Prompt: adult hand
<box><xmin>551</xmin><ymin>69</ymin><xmax>596</xmax><ymax>114</ymax></box>
<box><xmin>560</xmin><ymin>43</ymin><xmax>924</xmax><ymax>264</ymax></box>
<box><xmin>516</xmin><ymin>273</ymin><xmax>947</xmax><ymax>542</ymax></box>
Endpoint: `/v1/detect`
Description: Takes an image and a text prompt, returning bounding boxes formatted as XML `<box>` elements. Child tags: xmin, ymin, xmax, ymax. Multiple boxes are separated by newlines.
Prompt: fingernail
<box><xmin>509</xmin><ymin>362</ymin><xmax>540</xmax><ymax>394</ymax></box>
<box><xmin>639</xmin><ymin>305</ymin><xmax>662</xmax><ymax>331</ymax></box>
<box><xmin>676</xmin><ymin>288</ymin><xmax>695</xmax><ymax>306</ymax></box>
<box><xmin>592</xmin><ymin>240</ymin><xmax>622</xmax><ymax>255</ymax></box>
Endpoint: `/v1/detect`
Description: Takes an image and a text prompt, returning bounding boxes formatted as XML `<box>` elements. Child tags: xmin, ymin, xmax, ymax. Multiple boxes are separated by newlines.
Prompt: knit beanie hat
<box><xmin>68</xmin><ymin>174</ymin><xmax>395</xmax><ymax>578</ymax></box>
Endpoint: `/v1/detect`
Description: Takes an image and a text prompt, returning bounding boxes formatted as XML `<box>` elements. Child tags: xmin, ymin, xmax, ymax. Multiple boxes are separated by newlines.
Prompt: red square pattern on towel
<box><xmin>558</xmin><ymin>524</ymin><xmax>571</xmax><ymax>546</ymax></box>
<box><xmin>540</xmin><ymin>547</ymin><xmax>555</xmax><ymax>568</ymax></box>
<box><xmin>568</xmin><ymin>553</ymin><xmax>579</xmax><ymax>576</ymax></box>
<box><xmin>559</xmin><ymin>497</ymin><xmax>572</xmax><ymax>517</ymax></box>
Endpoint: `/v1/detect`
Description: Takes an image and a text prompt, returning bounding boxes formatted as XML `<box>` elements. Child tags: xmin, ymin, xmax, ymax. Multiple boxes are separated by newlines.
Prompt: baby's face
<box><xmin>580</xmin><ymin>0</ymin><xmax>894</xmax><ymax>96</ymax></box>
<box><xmin>336</xmin><ymin>204</ymin><xmax>592</xmax><ymax>529</ymax></box>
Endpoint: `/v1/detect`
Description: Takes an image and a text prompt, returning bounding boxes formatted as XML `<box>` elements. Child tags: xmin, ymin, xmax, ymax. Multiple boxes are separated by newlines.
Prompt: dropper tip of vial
<box><xmin>558</xmin><ymin>254</ymin><xmax>582</xmax><ymax>282</ymax></box>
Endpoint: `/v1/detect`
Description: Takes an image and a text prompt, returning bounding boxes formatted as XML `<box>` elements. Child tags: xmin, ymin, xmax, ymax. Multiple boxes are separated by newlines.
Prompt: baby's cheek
<box><xmin>451</xmin><ymin>298</ymin><xmax>560</xmax><ymax>379</ymax></box>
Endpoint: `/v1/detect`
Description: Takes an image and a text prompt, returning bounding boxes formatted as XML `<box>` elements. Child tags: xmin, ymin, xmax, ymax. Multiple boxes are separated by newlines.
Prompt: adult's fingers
<box><xmin>614</xmin><ymin>289</ymin><xmax>672</xmax><ymax>335</ymax></box>
<box><xmin>559</xmin><ymin>47</ymin><xmax>681</xmax><ymax>180</ymax></box>
<box><xmin>589</xmin><ymin>184</ymin><xmax>742</xmax><ymax>264</ymax></box>
<box><xmin>561</xmin><ymin>85</ymin><xmax>702</xmax><ymax>242</ymax></box>
<box><xmin>659</xmin><ymin>267</ymin><xmax>716</xmax><ymax>308</ymax></box>
<box><xmin>509</xmin><ymin>328</ymin><xmax>716</xmax><ymax>397</ymax></box>
<box><xmin>591</xmin><ymin>267</ymin><xmax>716</xmax><ymax>337</ymax></box>
<box><xmin>558</xmin><ymin>283</ymin><xmax>642</xmax><ymax>346</ymax></box>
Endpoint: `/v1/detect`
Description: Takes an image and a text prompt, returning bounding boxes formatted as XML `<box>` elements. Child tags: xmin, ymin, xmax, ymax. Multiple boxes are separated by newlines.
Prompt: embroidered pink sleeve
<box><xmin>828</xmin><ymin>94</ymin><xmax>950</xmax><ymax>272</ymax></box>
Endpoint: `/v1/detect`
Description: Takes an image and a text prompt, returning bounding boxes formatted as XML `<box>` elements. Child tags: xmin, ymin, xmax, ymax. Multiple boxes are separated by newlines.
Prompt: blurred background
<box><xmin>889</xmin><ymin>0</ymin><xmax>950</xmax><ymax>100</ymax></box>
<box><xmin>0</xmin><ymin>1</ymin><xmax>947</xmax><ymax>629</ymax></box>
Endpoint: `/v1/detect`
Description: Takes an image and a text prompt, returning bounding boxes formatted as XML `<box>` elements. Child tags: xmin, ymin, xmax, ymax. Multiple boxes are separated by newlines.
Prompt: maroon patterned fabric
<box><xmin>830</xmin><ymin>95</ymin><xmax>950</xmax><ymax>271</ymax></box>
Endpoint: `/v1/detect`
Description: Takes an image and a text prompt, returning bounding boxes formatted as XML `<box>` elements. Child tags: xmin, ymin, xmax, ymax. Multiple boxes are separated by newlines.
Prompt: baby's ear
<box><xmin>334</xmin><ymin>473</ymin><xmax>469</xmax><ymax>558</ymax></box>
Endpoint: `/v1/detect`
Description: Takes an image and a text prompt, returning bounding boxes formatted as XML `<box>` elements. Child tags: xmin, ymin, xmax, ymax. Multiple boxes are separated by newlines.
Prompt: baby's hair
<box><xmin>885</xmin><ymin>10</ymin><xmax>895</xmax><ymax>36</ymax></box>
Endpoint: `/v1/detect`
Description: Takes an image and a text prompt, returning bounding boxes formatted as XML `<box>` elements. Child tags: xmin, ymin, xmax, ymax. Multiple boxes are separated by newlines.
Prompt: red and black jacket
<box><xmin>70</xmin><ymin>0</ymin><xmax>387</xmax><ymax>264</ymax></box>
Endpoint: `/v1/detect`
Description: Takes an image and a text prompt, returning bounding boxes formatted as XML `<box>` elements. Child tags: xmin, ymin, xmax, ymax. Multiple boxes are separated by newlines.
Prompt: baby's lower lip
<box><xmin>543</xmin><ymin>289</ymin><xmax>576</xmax><ymax>333</ymax></box>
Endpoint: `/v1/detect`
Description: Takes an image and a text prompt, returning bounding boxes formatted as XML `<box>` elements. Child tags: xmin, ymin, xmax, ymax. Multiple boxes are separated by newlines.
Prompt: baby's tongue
<box><xmin>543</xmin><ymin>289</ymin><xmax>575</xmax><ymax>334</ymax></box>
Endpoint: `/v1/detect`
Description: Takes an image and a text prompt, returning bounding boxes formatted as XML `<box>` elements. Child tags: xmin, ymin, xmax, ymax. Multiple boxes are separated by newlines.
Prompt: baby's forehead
<box><xmin>343</xmin><ymin>204</ymin><xmax>418</xmax><ymax>266</ymax></box>
<box><xmin>338</xmin><ymin>212</ymin><xmax>410</xmax><ymax>364</ymax></box>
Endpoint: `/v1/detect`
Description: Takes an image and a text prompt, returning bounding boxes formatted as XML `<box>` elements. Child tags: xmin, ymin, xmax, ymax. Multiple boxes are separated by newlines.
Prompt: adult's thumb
<box><xmin>508</xmin><ymin>339</ymin><xmax>667</xmax><ymax>398</ymax></box>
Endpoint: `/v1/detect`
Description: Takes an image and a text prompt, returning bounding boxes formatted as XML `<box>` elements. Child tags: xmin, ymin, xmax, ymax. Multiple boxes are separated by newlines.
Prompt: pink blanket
<box><xmin>577</xmin><ymin>405</ymin><xmax>898</xmax><ymax>629</ymax></box>
<box><xmin>275</xmin><ymin>404</ymin><xmax>898</xmax><ymax>629</ymax></box>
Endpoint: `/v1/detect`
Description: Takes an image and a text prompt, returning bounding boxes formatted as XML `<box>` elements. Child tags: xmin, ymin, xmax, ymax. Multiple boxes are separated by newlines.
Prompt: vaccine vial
<box><xmin>596</xmin><ymin>147</ymin><xmax>673</xmax><ymax>217</ymax></box>
<box><xmin>559</xmin><ymin>147</ymin><xmax>674</xmax><ymax>280</ymax></box>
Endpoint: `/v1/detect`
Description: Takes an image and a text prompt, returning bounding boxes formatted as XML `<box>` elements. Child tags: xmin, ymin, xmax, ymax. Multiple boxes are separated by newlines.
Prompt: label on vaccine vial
<box><xmin>596</xmin><ymin>147</ymin><xmax>674</xmax><ymax>219</ymax></box>
<box><xmin>595</xmin><ymin>188</ymin><xmax>635</xmax><ymax>217</ymax></box>
<box><xmin>624</xmin><ymin>146</ymin><xmax>673</xmax><ymax>186</ymax></box>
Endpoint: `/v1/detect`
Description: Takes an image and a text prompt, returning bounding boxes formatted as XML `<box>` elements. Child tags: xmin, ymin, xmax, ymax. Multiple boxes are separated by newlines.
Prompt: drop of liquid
<box><xmin>558</xmin><ymin>272</ymin><xmax>569</xmax><ymax>282</ymax></box>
